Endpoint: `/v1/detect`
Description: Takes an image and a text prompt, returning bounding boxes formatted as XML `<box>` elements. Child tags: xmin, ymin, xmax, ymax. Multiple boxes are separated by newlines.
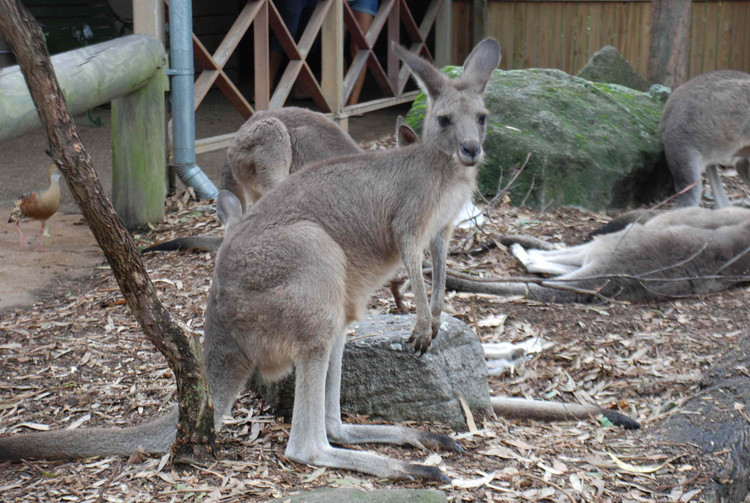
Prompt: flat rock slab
<box><xmin>250</xmin><ymin>314</ymin><xmax>492</xmax><ymax>431</ymax></box>
<box><xmin>275</xmin><ymin>488</ymin><xmax>447</xmax><ymax>503</ymax></box>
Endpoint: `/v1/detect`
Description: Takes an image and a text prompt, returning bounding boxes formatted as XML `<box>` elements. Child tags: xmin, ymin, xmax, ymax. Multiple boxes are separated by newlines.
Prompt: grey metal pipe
<box><xmin>168</xmin><ymin>0</ymin><xmax>218</xmax><ymax>199</ymax></box>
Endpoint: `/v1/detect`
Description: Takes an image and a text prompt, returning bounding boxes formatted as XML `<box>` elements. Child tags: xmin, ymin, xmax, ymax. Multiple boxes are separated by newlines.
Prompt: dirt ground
<box><xmin>1</xmin><ymin>96</ymin><xmax>749</xmax><ymax>502</ymax></box>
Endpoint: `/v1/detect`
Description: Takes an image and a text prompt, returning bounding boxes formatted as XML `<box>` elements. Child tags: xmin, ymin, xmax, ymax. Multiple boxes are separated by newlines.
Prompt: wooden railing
<box><xmin>452</xmin><ymin>0</ymin><xmax>750</xmax><ymax>80</ymax></box>
<box><xmin>188</xmin><ymin>0</ymin><xmax>451</xmax><ymax>153</ymax></box>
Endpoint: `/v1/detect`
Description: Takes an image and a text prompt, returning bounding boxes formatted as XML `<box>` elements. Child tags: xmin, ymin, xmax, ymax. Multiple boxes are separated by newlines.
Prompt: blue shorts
<box><xmin>348</xmin><ymin>0</ymin><xmax>378</xmax><ymax>17</ymax></box>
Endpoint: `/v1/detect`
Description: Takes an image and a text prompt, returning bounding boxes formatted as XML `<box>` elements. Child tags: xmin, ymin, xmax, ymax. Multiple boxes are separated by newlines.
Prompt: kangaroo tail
<box><xmin>492</xmin><ymin>397</ymin><xmax>640</xmax><ymax>429</ymax></box>
<box><xmin>445</xmin><ymin>274</ymin><xmax>585</xmax><ymax>303</ymax></box>
<box><xmin>0</xmin><ymin>408</ymin><xmax>178</xmax><ymax>461</ymax></box>
<box><xmin>142</xmin><ymin>236</ymin><xmax>223</xmax><ymax>254</ymax></box>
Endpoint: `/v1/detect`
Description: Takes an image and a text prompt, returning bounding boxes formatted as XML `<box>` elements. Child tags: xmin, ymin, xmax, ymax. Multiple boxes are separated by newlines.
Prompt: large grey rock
<box><xmin>276</xmin><ymin>488</ymin><xmax>448</xmax><ymax>503</ymax></box>
<box><xmin>406</xmin><ymin>67</ymin><xmax>672</xmax><ymax>211</ymax></box>
<box><xmin>250</xmin><ymin>314</ymin><xmax>492</xmax><ymax>431</ymax></box>
<box><xmin>577</xmin><ymin>45</ymin><xmax>651</xmax><ymax>92</ymax></box>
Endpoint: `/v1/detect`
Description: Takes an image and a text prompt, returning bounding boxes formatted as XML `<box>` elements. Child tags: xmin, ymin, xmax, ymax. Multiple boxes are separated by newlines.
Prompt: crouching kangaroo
<box><xmin>143</xmin><ymin>112</ymin><xmax>419</xmax><ymax>253</ymax></box>
<box><xmin>0</xmin><ymin>40</ymin><xmax>501</xmax><ymax>481</ymax></box>
<box><xmin>447</xmin><ymin>206</ymin><xmax>750</xmax><ymax>303</ymax></box>
<box><xmin>659</xmin><ymin>70</ymin><xmax>750</xmax><ymax>208</ymax></box>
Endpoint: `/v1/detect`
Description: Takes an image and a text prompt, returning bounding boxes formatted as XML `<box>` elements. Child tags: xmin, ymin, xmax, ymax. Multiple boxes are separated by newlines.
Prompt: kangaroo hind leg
<box><xmin>323</xmin><ymin>330</ymin><xmax>462</xmax><ymax>453</ymax></box>
<box><xmin>285</xmin><ymin>342</ymin><xmax>448</xmax><ymax>481</ymax></box>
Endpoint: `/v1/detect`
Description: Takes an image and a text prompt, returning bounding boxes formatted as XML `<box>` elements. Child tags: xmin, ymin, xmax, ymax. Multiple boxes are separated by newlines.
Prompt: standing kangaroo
<box><xmin>659</xmin><ymin>70</ymin><xmax>750</xmax><ymax>208</ymax></box>
<box><xmin>448</xmin><ymin>207</ymin><xmax>750</xmax><ymax>303</ymax></box>
<box><xmin>143</xmin><ymin>110</ymin><xmax>419</xmax><ymax>253</ymax></box>
<box><xmin>0</xmin><ymin>40</ymin><xmax>500</xmax><ymax>481</ymax></box>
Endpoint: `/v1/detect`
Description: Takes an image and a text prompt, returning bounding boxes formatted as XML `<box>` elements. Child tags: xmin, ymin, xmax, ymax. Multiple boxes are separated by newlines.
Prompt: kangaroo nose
<box><xmin>461</xmin><ymin>141</ymin><xmax>481</xmax><ymax>159</ymax></box>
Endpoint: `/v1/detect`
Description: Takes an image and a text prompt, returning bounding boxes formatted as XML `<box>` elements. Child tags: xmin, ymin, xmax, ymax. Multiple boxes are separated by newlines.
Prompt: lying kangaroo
<box><xmin>659</xmin><ymin>70</ymin><xmax>750</xmax><ymax>207</ymax></box>
<box><xmin>143</xmin><ymin>112</ymin><xmax>419</xmax><ymax>253</ymax></box>
<box><xmin>0</xmin><ymin>40</ymin><xmax>500</xmax><ymax>481</ymax></box>
<box><xmin>446</xmin><ymin>206</ymin><xmax>750</xmax><ymax>303</ymax></box>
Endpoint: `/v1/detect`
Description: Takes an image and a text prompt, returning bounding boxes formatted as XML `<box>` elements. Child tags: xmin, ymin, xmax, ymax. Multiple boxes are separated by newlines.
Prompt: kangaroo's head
<box><xmin>394</xmin><ymin>39</ymin><xmax>500</xmax><ymax>167</ymax></box>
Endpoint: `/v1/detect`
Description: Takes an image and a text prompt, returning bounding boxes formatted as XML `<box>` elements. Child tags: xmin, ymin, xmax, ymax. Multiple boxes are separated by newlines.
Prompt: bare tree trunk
<box><xmin>0</xmin><ymin>0</ymin><xmax>216</xmax><ymax>464</ymax></box>
<box><xmin>648</xmin><ymin>0</ymin><xmax>691</xmax><ymax>88</ymax></box>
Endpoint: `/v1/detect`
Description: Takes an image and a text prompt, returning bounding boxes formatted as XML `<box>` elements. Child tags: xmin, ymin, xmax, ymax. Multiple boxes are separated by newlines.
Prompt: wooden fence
<box><xmin>451</xmin><ymin>0</ymin><xmax>750</xmax><ymax>79</ymax></box>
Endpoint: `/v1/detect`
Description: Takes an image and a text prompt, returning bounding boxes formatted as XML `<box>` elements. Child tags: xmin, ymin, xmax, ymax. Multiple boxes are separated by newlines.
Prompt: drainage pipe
<box><xmin>167</xmin><ymin>0</ymin><xmax>218</xmax><ymax>199</ymax></box>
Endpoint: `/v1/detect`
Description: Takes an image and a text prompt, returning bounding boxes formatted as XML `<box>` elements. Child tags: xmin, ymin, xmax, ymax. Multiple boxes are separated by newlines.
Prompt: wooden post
<box><xmin>254</xmin><ymin>0</ymin><xmax>270</xmax><ymax>111</ymax></box>
<box><xmin>133</xmin><ymin>0</ymin><xmax>165</xmax><ymax>45</ymax></box>
<box><xmin>435</xmin><ymin>0</ymin><xmax>452</xmax><ymax>67</ymax></box>
<box><xmin>648</xmin><ymin>0</ymin><xmax>692</xmax><ymax>87</ymax></box>
<box><xmin>112</xmin><ymin>12</ymin><xmax>167</xmax><ymax>230</ymax></box>
<box><xmin>472</xmin><ymin>0</ymin><xmax>487</xmax><ymax>47</ymax></box>
<box><xmin>112</xmin><ymin>63</ymin><xmax>167</xmax><ymax>230</ymax></box>
<box><xmin>322</xmin><ymin>0</ymin><xmax>345</xmax><ymax>129</ymax></box>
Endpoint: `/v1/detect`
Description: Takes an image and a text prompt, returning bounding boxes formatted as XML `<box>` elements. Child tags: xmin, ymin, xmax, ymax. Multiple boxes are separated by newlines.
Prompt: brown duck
<box><xmin>8</xmin><ymin>164</ymin><xmax>62</xmax><ymax>250</ymax></box>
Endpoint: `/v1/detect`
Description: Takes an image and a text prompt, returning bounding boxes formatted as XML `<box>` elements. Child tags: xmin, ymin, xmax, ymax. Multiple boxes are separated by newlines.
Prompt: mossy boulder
<box><xmin>406</xmin><ymin>67</ymin><xmax>672</xmax><ymax>211</ymax></box>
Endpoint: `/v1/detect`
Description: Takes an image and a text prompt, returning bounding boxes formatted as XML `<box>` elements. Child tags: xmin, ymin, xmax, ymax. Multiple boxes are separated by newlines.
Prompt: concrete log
<box><xmin>0</xmin><ymin>34</ymin><xmax>166</xmax><ymax>142</ymax></box>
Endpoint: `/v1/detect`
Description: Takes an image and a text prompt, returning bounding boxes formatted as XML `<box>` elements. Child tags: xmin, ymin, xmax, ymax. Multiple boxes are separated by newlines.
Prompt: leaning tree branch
<box><xmin>0</xmin><ymin>0</ymin><xmax>215</xmax><ymax>463</ymax></box>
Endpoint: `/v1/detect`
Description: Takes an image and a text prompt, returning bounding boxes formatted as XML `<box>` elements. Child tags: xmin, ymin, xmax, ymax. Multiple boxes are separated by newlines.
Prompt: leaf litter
<box><xmin>1</xmin><ymin>143</ymin><xmax>749</xmax><ymax>502</ymax></box>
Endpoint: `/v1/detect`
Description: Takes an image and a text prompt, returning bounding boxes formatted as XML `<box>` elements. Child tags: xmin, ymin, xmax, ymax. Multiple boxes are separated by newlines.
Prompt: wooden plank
<box><xmin>254</xmin><ymin>0</ymin><xmax>270</xmax><ymax>111</ymax></box>
<box><xmin>297</xmin><ymin>0</ymin><xmax>330</xmax><ymax>57</ymax></box>
<box><xmin>573</xmin><ymin>2</ymin><xmax>588</xmax><ymax>72</ymax></box>
<box><xmin>419</xmin><ymin>0</ymin><xmax>443</xmax><ymax>39</ymax></box>
<box><xmin>716</xmin><ymin>1</ymin><xmax>732</xmax><ymax>70</ymax></box>
<box><xmin>390</xmin><ymin>0</ymin><xmax>401</xmax><ymax>91</ymax></box>
<box><xmin>213</xmin><ymin>1</ymin><xmax>261</xmax><ymax>66</ymax></box>
<box><xmin>134</xmin><ymin>0</ymin><xmax>165</xmax><ymax>45</ymax></box>
<box><xmin>268</xmin><ymin>0</ymin><xmax>302</xmax><ymax>60</ymax></box>
<box><xmin>344</xmin><ymin>2</ymin><xmax>369</xmax><ymax>50</ymax></box>
<box><xmin>193</xmin><ymin>34</ymin><xmax>218</xmax><ymax>70</ymax></box>
<box><xmin>549</xmin><ymin>2</ymin><xmax>563</xmax><ymax>69</ymax></box>
<box><xmin>435</xmin><ymin>0</ymin><xmax>452</xmax><ymax>66</ymax></box>
<box><xmin>524</xmin><ymin>1</ymin><xmax>537</xmax><ymax>68</ymax></box>
<box><xmin>215</xmin><ymin>72</ymin><xmax>254</xmax><ymax>119</ymax></box>
<box><xmin>193</xmin><ymin>69</ymin><xmax>220</xmax><ymax>109</ymax></box>
<box><xmin>740</xmin><ymin>4</ymin><xmax>750</xmax><ymax>72</ymax></box>
<box><xmin>637</xmin><ymin>1</ymin><xmax>651</xmax><ymax>77</ymax></box>
<box><xmin>588</xmin><ymin>2</ymin><xmax>603</xmax><ymax>58</ymax></box>
<box><xmin>495</xmin><ymin>3</ymin><xmax>515</xmax><ymax>70</ymax></box>
<box><xmin>322</xmin><ymin>0</ymin><xmax>343</xmax><ymax>119</ymax></box>
<box><xmin>703</xmin><ymin>1</ymin><xmax>719</xmax><ymax>73</ymax></box>
<box><xmin>344</xmin><ymin>50</ymin><xmax>369</xmax><ymax>101</ymax></box>
<box><xmin>690</xmin><ymin>2</ymin><xmax>706</xmax><ymax>75</ymax></box>
<box><xmin>561</xmin><ymin>1</ymin><xmax>575</xmax><ymax>73</ymax></box>
<box><xmin>452</xmin><ymin>1</ymin><xmax>471</xmax><ymax>63</ymax></box>
<box><xmin>271</xmin><ymin>59</ymin><xmax>304</xmax><ymax>108</ymax></box>
<box><xmin>297</xmin><ymin>63</ymin><xmax>331</xmax><ymax>113</ymax></box>
<box><xmin>537</xmin><ymin>2</ymin><xmax>550</xmax><ymax>68</ymax></box>
<box><xmin>368</xmin><ymin>0</ymin><xmax>396</xmax><ymax>47</ymax></box>
<box><xmin>473</xmin><ymin>0</ymin><xmax>488</xmax><ymax>44</ymax></box>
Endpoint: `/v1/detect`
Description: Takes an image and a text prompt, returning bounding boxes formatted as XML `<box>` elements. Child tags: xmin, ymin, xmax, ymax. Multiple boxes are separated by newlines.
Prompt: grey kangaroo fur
<box><xmin>142</xmin><ymin>111</ymin><xmax>419</xmax><ymax>253</ymax></box>
<box><xmin>447</xmin><ymin>206</ymin><xmax>750</xmax><ymax>303</ymax></box>
<box><xmin>0</xmin><ymin>40</ymin><xmax>500</xmax><ymax>481</ymax></box>
<box><xmin>659</xmin><ymin>70</ymin><xmax>750</xmax><ymax>208</ymax></box>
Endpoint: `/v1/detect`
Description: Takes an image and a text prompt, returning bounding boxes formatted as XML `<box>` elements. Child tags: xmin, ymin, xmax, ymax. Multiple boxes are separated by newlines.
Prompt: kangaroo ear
<box><xmin>216</xmin><ymin>190</ymin><xmax>243</xmax><ymax>228</ymax></box>
<box><xmin>395</xmin><ymin>116</ymin><xmax>419</xmax><ymax>148</ymax></box>
<box><xmin>392</xmin><ymin>42</ymin><xmax>448</xmax><ymax>99</ymax></box>
<box><xmin>457</xmin><ymin>38</ymin><xmax>501</xmax><ymax>94</ymax></box>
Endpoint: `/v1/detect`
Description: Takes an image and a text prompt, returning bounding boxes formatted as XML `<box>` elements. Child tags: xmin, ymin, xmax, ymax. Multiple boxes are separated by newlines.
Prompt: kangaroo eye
<box><xmin>437</xmin><ymin>116</ymin><xmax>451</xmax><ymax>128</ymax></box>
<box><xmin>478</xmin><ymin>114</ymin><xmax>487</xmax><ymax>126</ymax></box>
